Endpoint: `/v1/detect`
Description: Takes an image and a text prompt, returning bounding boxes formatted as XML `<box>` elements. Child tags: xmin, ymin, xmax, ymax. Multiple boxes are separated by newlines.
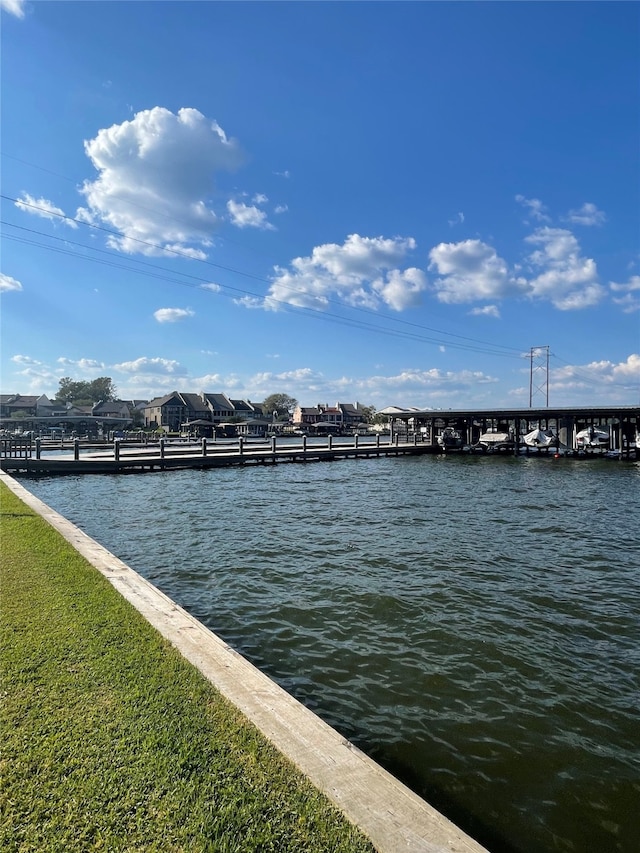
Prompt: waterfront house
<box><xmin>202</xmin><ymin>393</ymin><xmax>235</xmax><ymax>423</ymax></box>
<box><xmin>144</xmin><ymin>392</ymin><xmax>190</xmax><ymax>432</ymax></box>
<box><xmin>92</xmin><ymin>400</ymin><xmax>132</xmax><ymax>420</ymax></box>
<box><xmin>338</xmin><ymin>402</ymin><xmax>369</xmax><ymax>429</ymax></box>
<box><xmin>292</xmin><ymin>406</ymin><xmax>322</xmax><ymax>428</ymax></box>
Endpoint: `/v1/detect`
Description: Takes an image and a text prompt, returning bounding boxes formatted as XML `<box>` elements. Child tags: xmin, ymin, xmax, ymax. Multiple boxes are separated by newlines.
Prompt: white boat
<box><xmin>576</xmin><ymin>426</ymin><xmax>610</xmax><ymax>448</ymax></box>
<box><xmin>523</xmin><ymin>428</ymin><xmax>556</xmax><ymax>449</ymax></box>
<box><xmin>477</xmin><ymin>428</ymin><xmax>515</xmax><ymax>452</ymax></box>
<box><xmin>437</xmin><ymin>427</ymin><xmax>464</xmax><ymax>450</ymax></box>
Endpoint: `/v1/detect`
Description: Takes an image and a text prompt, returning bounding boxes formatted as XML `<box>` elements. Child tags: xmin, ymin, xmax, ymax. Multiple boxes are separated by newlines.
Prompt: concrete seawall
<box><xmin>2</xmin><ymin>471</ymin><xmax>488</xmax><ymax>853</ymax></box>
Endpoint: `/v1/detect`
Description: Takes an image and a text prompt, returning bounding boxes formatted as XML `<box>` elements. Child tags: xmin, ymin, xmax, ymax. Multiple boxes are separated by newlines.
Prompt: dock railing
<box><xmin>0</xmin><ymin>437</ymin><xmax>33</xmax><ymax>459</ymax></box>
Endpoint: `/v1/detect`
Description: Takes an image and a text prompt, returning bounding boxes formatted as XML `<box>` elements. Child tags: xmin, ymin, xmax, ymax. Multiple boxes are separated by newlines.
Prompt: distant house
<box><xmin>92</xmin><ymin>400</ymin><xmax>132</xmax><ymax>419</ymax></box>
<box><xmin>292</xmin><ymin>402</ymin><xmax>370</xmax><ymax>432</ymax></box>
<box><xmin>144</xmin><ymin>392</ymin><xmax>189</xmax><ymax>431</ymax></box>
<box><xmin>37</xmin><ymin>395</ymin><xmax>67</xmax><ymax>417</ymax></box>
<box><xmin>0</xmin><ymin>394</ymin><xmax>39</xmax><ymax>418</ymax></box>
<box><xmin>337</xmin><ymin>402</ymin><xmax>369</xmax><ymax>429</ymax></box>
<box><xmin>292</xmin><ymin>405</ymin><xmax>322</xmax><ymax>427</ymax></box>
<box><xmin>180</xmin><ymin>393</ymin><xmax>211</xmax><ymax>422</ymax></box>
<box><xmin>143</xmin><ymin>391</ymin><xmax>261</xmax><ymax>432</ymax></box>
<box><xmin>202</xmin><ymin>393</ymin><xmax>235</xmax><ymax>423</ymax></box>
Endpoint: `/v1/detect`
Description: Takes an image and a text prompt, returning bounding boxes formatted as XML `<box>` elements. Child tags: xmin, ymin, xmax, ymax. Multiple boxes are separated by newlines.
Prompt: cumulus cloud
<box><xmin>200</xmin><ymin>282</ymin><xmax>221</xmax><ymax>293</ymax></box>
<box><xmin>227</xmin><ymin>199</ymin><xmax>274</xmax><ymax>230</ymax></box>
<box><xmin>11</xmin><ymin>354</ymin><xmax>40</xmax><ymax>365</ymax></box>
<box><xmin>0</xmin><ymin>0</ymin><xmax>26</xmax><ymax>18</ymax></box>
<box><xmin>15</xmin><ymin>193</ymin><xmax>78</xmax><ymax>228</ymax></box>
<box><xmin>78</xmin><ymin>107</ymin><xmax>242</xmax><ymax>255</ymax></box>
<box><xmin>515</xmin><ymin>194</ymin><xmax>550</xmax><ymax>222</ymax></box>
<box><xmin>153</xmin><ymin>307</ymin><xmax>195</xmax><ymax>323</ymax></box>
<box><xmin>274</xmin><ymin>204</ymin><xmax>288</xmax><ymax>214</ymax></box>
<box><xmin>57</xmin><ymin>357</ymin><xmax>105</xmax><ymax>371</ymax></box>
<box><xmin>114</xmin><ymin>357</ymin><xmax>187</xmax><ymax>375</ymax></box>
<box><xmin>0</xmin><ymin>273</ymin><xmax>23</xmax><ymax>292</ymax></box>
<box><xmin>565</xmin><ymin>202</ymin><xmax>606</xmax><ymax>226</ymax></box>
<box><xmin>610</xmin><ymin>275</ymin><xmax>640</xmax><ymax>313</ymax></box>
<box><xmin>469</xmin><ymin>304</ymin><xmax>500</xmax><ymax>318</ymax></box>
<box><xmin>549</xmin><ymin>354</ymin><xmax>640</xmax><ymax>399</ymax></box>
<box><xmin>524</xmin><ymin>227</ymin><xmax>604</xmax><ymax>309</ymax></box>
<box><xmin>263</xmin><ymin>233</ymin><xmax>426</xmax><ymax>312</ymax></box>
<box><xmin>428</xmin><ymin>239</ymin><xmax>525</xmax><ymax>304</ymax></box>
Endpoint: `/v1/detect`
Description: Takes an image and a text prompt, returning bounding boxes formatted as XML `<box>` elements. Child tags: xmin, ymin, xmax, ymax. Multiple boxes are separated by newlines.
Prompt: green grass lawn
<box><xmin>0</xmin><ymin>482</ymin><xmax>375</xmax><ymax>853</ymax></box>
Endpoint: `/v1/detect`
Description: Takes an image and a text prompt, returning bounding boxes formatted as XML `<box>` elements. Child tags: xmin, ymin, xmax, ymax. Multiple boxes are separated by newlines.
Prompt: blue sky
<box><xmin>1</xmin><ymin>0</ymin><xmax>638</xmax><ymax>410</ymax></box>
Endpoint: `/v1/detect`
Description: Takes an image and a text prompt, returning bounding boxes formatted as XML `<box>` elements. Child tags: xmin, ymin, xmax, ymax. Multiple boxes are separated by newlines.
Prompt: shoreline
<box><xmin>1</xmin><ymin>470</ymin><xmax>488</xmax><ymax>853</ymax></box>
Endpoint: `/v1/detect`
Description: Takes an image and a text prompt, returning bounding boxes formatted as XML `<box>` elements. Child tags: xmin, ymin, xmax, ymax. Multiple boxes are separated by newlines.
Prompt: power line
<box><xmin>1</xmin><ymin>206</ymin><xmax>526</xmax><ymax>359</ymax></box>
<box><xmin>3</xmin><ymin>224</ymin><xmax>527</xmax><ymax>357</ymax></box>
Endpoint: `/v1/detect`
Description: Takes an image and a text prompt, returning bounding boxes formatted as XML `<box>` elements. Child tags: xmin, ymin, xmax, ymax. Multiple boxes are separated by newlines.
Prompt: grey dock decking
<box><xmin>0</xmin><ymin>437</ymin><xmax>439</xmax><ymax>475</ymax></box>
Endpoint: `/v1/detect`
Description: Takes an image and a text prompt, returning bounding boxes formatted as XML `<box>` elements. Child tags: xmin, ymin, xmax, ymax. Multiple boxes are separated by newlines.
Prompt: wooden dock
<box><xmin>0</xmin><ymin>436</ymin><xmax>439</xmax><ymax>476</ymax></box>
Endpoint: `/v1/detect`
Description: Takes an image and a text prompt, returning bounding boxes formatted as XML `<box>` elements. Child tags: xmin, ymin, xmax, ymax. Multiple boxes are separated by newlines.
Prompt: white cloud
<box><xmin>0</xmin><ymin>0</ymin><xmax>26</xmax><ymax>18</ymax></box>
<box><xmin>200</xmin><ymin>282</ymin><xmax>221</xmax><ymax>293</ymax></box>
<box><xmin>0</xmin><ymin>273</ymin><xmax>23</xmax><ymax>292</ymax></box>
<box><xmin>153</xmin><ymin>307</ymin><xmax>195</xmax><ymax>323</ymax></box>
<box><xmin>565</xmin><ymin>202</ymin><xmax>606</xmax><ymax>226</ymax></box>
<box><xmin>274</xmin><ymin>204</ymin><xmax>288</xmax><ymax>214</ymax></box>
<box><xmin>524</xmin><ymin>227</ymin><xmax>604</xmax><ymax>309</ymax></box>
<box><xmin>428</xmin><ymin>239</ymin><xmax>525</xmax><ymax>304</ymax></box>
<box><xmin>11</xmin><ymin>354</ymin><xmax>40</xmax><ymax>366</ymax></box>
<box><xmin>252</xmin><ymin>193</ymin><xmax>268</xmax><ymax>204</ymax></box>
<box><xmin>274</xmin><ymin>170</ymin><xmax>290</xmax><ymax>178</ymax></box>
<box><xmin>79</xmin><ymin>107</ymin><xmax>242</xmax><ymax>256</ymax></box>
<box><xmin>227</xmin><ymin>199</ymin><xmax>274</xmax><ymax>230</ymax></box>
<box><xmin>115</xmin><ymin>357</ymin><xmax>187</xmax><ymax>375</ymax></box>
<box><xmin>56</xmin><ymin>357</ymin><xmax>105</xmax><ymax>371</ymax></box>
<box><xmin>515</xmin><ymin>194</ymin><xmax>550</xmax><ymax>222</ymax></box>
<box><xmin>15</xmin><ymin>193</ymin><xmax>78</xmax><ymax>228</ymax></box>
<box><xmin>469</xmin><ymin>304</ymin><xmax>500</xmax><ymax>318</ymax></box>
<box><xmin>263</xmin><ymin>233</ymin><xmax>426</xmax><ymax>312</ymax></box>
<box><xmin>610</xmin><ymin>275</ymin><xmax>640</xmax><ymax>313</ymax></box>
<box><xmin>549</xmin><ymin>354</ymin><xmax>640</xmax><ymax>399</ymax></box>
<box><xmin>234</xmin><ymin>295</ymin><xmax>264</xmax><ymax>309</ymax></box>
<box><xmin>448</xmin><ymin>211</ymin><xmax>464</xmax><ymax>226</ymax></box>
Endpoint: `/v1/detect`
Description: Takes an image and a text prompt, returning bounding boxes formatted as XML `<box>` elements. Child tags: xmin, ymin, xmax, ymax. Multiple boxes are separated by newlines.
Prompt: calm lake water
<box><xmin>24</xmin><ymin>454</ymin><xmax>640</xmax><ymax>853</ymax></box>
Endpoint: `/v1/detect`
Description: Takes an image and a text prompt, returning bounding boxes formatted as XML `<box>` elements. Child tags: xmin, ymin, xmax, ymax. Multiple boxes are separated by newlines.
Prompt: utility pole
<box><xmin>529</xmin><ymin>346</ymin><xmax>549</xmax><ymax>407</ymax></box>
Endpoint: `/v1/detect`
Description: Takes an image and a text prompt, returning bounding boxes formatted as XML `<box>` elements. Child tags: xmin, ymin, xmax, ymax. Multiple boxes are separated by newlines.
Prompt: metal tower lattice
<box><xmin>529</xmin><ymin>346</ymin><xmax>549</xmax><ymax>407</ymax></box>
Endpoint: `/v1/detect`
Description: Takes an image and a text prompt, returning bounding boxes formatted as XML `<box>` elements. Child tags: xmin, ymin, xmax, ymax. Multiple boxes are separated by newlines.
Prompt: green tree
<box><xmin>261</xmin><ymin>394</ymin><xmax>298</xmax><ymax>420</ymax></box>
<box><xmin>359</xmin><ymin>405</ymin><xmax>377</xmax><ymax>424</ymax></box>
<box><xmin>56</xmin><ymin>376</ymin><xmax>118</xmax><ymax>404</ymax></box>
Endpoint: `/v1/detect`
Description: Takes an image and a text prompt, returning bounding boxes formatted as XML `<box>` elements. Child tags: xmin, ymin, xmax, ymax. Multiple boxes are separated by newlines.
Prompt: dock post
<box><xmin>302</xmin><ymin>435</ymin><xmax>307</xmax><ymax>452</ymax></box>
<box><xmin>355</xmin><ymin>434</ymin><xmax>359</xmax><ymax>449</ymax></box>
<box><xmin>376</xmin><ymin>434</ymin><xmax>380</xmax><ymax>456</ymax></box>
<box><xmin>328</xmin><ymin>435</ymin><xmax>333</xmax><ymax>450</ymax></box>
<box><xmin>239</xmin><ymin>437</ymin><xmax>244</xmax><ymax>456</ymax></box>
<box><xmin>202</xmin><ymin>437</ymin><xmax>207</xmax><ymax>457</ymax></box>
<box><xmin>395</xmin><ymin>433</ymin><xmax>399</xmax><ymax>447</ymax></box>
<box><xmin>413</xmin><ymin>433</ymin><xmax>418</xmax><ymax>446</ymax></box>
<box><xmin>272</xmin><ymin>435</ymin><xmax>277</xmax><ymax>454</ymax></box>
<box><xmin>160</xmin><ymin>439</ymin><xmax>165</xmax><ymax>459</ymax></box>
<box><xmin>114</xmin><ymin>439</ymin><xmax>120</xmax><ymax>461</ymax></box>
<box><xmin>35</xmin><ymin>438</ymin><xmax>41</xmax><ymax>460</ymax></box>
<box><xmin>74</xmin><ymin>440</ymin><xmax>80</xmax><ymax>461</ymax></box>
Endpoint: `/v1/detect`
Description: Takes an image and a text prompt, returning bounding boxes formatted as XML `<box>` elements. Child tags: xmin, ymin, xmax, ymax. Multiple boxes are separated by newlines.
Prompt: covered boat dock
<box><xmin>383</xmin><ymin>404</ymin><xmax>640</xmax><ymax>458</ymax></box>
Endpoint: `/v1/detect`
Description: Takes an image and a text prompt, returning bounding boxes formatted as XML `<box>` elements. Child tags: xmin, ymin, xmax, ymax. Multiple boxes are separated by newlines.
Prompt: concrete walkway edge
<box><xmin>2</xmin><ymin>472</ymin><xmax>488</xmax><ymax>853</ymax></box>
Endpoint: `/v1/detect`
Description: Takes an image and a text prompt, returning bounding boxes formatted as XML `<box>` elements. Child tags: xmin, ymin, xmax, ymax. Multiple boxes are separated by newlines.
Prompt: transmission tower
<box><xmin>529</xmin><ymin>346</ymin><xmax>549</xmax><ymax>407</ymax></box>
